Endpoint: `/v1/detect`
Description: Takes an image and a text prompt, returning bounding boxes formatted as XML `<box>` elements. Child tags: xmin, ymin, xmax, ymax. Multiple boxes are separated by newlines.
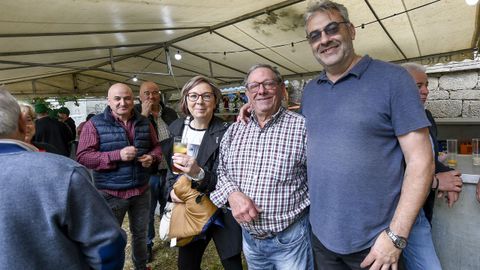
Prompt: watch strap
<box><xmin>385</xmin><ymin>227</ymin><xmax>407</xmax><ymax>249</ymax></box>
<box><xmin>190</xmin><ymin>168</ymin><xmax>205</xmax><ymax>182</ymax></box>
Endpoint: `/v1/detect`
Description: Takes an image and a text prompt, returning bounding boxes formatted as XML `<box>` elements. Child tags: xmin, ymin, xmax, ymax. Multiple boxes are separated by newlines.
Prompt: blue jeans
<box><xmin>242</xmin><ymin>213</ymin><xmax>314</xmax><ymax>270</ymax></box>
<box><xmin>147</xmin><ymin>170</ymin><xmax>167</xmax><ymax>246</ymax></box>
<box><xmin>101</xmin><ymin>189</ymin><xmax>151</xmax><ymax>270</ymax></box>
<box><xmin>402</xmin><ymin>209</ymin><xmax>442</xmax><ymax>270</ymax></box>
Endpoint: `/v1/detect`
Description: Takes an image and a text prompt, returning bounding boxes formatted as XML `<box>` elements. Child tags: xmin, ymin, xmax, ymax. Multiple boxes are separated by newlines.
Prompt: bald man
<box><xmin>77</xmin><ymin>83</ymin><xmax>162</xmax><ymax>270</ymax></box>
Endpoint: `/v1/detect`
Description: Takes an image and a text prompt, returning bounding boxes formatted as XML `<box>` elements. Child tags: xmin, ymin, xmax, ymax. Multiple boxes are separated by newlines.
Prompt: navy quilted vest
<box><xmin>91</xmin><ymin>107</ymin><xmax>152</xmax><ymax>190</ymax></box>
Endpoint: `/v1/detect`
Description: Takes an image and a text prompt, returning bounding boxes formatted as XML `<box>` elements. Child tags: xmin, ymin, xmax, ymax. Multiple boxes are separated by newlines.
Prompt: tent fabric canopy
<box><xmin>0</xmin><ymin>0</ymin><xmax>478</xmax><ymax>97</ymax></box>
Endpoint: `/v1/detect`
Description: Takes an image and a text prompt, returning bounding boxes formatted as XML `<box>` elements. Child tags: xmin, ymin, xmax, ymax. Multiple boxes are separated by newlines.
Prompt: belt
<box><xmin>249</xmin><ymin>208</ymin><xmax>309</xmax><ymax>240</ymax></box>
<box><xmin>251</xmin><ymin>231</ymin><xmax>277</xmax><ymax>240</ymax></box>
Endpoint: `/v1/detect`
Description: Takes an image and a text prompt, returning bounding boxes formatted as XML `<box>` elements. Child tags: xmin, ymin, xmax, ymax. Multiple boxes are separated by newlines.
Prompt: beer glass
<box><xmin>472</xmin><ymin>138</ymin><xmax>480</xmax><ymax>166</ymax></box>
<box><xmin>172</xmin><ymin>136</ymin><xmax>187</xmax><ymax>174</ymax></box>
<box><xmin>446</xmin><ymin>139</ymin><xmax>457</xmax><ymax>167</ymax></box>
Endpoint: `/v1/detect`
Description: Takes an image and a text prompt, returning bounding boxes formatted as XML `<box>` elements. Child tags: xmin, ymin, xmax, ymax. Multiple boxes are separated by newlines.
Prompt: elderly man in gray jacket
<box><xmin>0</xmin><ymin>88</ymin><xmax>126</xmax><ymax>270</ymax></box>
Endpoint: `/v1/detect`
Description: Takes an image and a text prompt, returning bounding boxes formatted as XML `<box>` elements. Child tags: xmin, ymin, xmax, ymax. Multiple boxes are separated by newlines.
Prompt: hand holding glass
<box><xmin>172</xmin><ymin>137</ymin><xmax>187</xmax><ymax>174</ymax></box>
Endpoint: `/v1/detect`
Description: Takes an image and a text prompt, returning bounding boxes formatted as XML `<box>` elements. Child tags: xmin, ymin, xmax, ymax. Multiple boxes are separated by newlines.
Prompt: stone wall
<box><xmin>288</xmin><ymin>64</ymin><xmax>480</xmax><ymax>120</ymax></box>
<box><xmin>425</xmin><ymin>70</ymin><xmax>480</xmax><ymax>118</ymax></box>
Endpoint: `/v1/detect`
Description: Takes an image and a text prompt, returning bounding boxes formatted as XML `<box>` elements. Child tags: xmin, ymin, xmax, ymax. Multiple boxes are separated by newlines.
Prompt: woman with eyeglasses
<box><xmin>163</xmin><ymin>75</ymin><xmax>243</xmax><ymax>270</ymax></box>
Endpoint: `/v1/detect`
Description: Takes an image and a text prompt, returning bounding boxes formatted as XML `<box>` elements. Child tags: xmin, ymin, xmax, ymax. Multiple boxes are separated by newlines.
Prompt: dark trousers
<box><xmin>178</xmin><ymin>235</ymin><xmax>243</xmax><ymax>270</ymax></box>
<box><xmin>311</xmin><ymin>232</ymin><xmax>370</xmax><ymax>270</ymax></box>
<box><xmin>101</xmin><ymin>189</ymin><xmax>151</xmax><ymax>270</ymax></box>
<box><xmin>177</xmin><ymin>210</ymin><xmax>243</xmax><ymax>270</ymax></box>
<box><xmin>147</xmin><ymin>169</ymin><xmax>168</xmax><ymax>246</ymax></box>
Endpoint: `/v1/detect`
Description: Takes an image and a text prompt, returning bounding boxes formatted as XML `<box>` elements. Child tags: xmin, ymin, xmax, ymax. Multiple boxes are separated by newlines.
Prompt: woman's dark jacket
<box><xmin>163</xmin><ymin>116</ymin><xmax>242</xmax><ymax>260</ymax></box>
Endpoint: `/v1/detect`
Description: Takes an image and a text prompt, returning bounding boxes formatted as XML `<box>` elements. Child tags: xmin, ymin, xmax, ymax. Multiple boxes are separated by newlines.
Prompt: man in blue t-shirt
<box><xmin>302</xmin><ymin>1</ymin><xmax>434</xmax><ymax>269</ymax></box>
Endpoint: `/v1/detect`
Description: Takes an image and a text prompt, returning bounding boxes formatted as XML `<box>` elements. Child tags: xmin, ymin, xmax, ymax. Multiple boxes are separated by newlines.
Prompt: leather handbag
<box><xmin>169</xmin><ymin>175</ymin><xmax>218</xmax><ymax>246</ymax></box>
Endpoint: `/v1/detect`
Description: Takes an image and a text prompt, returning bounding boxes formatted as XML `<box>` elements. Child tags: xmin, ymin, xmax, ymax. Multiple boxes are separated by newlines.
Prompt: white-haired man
<box><xmin>0</xmin><ymin>88</ymin><xmax>126</xmax><ymax>270</ymax></box>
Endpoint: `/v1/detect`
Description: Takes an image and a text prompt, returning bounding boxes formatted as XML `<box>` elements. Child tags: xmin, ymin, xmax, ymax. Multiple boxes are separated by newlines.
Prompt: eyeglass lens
<box><xmin>187</xmin><ymin>93</ymin><xmax>214</xmax><ymax>102</ymax></box>
<box><xmin>307</xmin><ymin>21</ymin><xmax>346</xmax><ymax>43</ymax></box>
<box><xmin>246</xmin><ymin>80</ymin><xmax>278</xmax><ymax>93</ymax></box>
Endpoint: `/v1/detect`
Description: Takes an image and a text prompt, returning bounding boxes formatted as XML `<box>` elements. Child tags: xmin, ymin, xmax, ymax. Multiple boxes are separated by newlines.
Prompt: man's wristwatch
<box><xmin>385</xmin><ymin>227</ymin><xmax>407</xmax><ymax>249</ymax></box>
<box><xmin>190</xmin><ymin>168</ymin><xmax>205</xmax><ymax>182</ymax></box>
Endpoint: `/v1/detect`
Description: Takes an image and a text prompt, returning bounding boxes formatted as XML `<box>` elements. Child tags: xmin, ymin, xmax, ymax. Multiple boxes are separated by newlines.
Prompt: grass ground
<box><xmin>121</xmin><ymin>214</ymin><xmax>245</xmax><ymax>270</ymax></box>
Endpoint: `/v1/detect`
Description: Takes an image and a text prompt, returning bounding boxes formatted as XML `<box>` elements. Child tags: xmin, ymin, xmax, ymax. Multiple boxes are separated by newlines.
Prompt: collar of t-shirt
<box><xmin>317</xmin><ymin>55</ymin><xmax>372</xmax><ymax>84</ymax></box>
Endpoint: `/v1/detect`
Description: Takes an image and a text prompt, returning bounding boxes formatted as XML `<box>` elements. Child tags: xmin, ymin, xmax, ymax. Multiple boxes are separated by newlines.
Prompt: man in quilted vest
<box><xmin>77</xmin><ymin>83</ymin><xmax>162</xmax><ymax>270</ymax></box>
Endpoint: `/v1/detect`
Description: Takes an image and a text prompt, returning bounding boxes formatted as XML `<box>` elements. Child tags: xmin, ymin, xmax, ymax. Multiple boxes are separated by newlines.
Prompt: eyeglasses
<box><xmin>186</xmin><ymin>92</ymin><xmax>214</xmax><ymax>102</ymax></box>
<box><xmin>306</xmin><ymin>21</ymin><xmax>349</xmax><ymax>43</ymax></box>
<box><xmin>143</xmin><ymin>90</ymin><xmax>159</xmax><ymax>96</ymax></box>
<box><xmin>245</xmin><ymin>80</ymin><xmax>279</xmax><ymax>93</ymax></box>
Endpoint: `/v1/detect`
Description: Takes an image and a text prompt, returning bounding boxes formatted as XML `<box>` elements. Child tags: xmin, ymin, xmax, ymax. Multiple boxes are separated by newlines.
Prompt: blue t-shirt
<box><xmin>301</xmin><ymin>55</ymin><xmax>430</xmax><ymax>254</ymax></box>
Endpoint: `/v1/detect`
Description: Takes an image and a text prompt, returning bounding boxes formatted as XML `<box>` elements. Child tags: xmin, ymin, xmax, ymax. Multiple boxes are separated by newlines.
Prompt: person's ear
<box><xmin>348</xmin><ymin>22</ymin><xmax>356</xmax><ymax>40</ymax></box>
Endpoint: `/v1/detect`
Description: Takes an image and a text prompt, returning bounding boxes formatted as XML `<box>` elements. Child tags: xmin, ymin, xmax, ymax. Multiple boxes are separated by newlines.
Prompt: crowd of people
<box><xmin>1</xmin><ymin>1</ymin><xmax>479</xmax><ymax>270</ymax></box>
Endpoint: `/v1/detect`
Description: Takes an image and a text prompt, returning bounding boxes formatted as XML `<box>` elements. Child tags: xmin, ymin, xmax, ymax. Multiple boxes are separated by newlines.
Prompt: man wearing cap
<box><xmin>33</xmin><ymin>103</ymin><xmax>72</xmax><ymax>156</ymax></box>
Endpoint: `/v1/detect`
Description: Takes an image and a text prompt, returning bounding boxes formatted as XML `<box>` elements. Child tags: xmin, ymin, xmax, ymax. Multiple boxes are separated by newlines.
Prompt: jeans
<box><xmin>242</xmin><ymin>213</ymin><xmax>314</xmax><ymax>270</ymax></box>
<box><xmin>402</xmin><ymin>209</ymin><xmax>442</xmax><ymax>270</ymax></box>
<box><xmin>101</xmin><ymin>189</ymin><xmax>151</xmax><ymax>270</ymax></box>
<box><xmin>147</xmin><ymin>170</ymin><xmax>168</xmax><ymax>246</ymax></box>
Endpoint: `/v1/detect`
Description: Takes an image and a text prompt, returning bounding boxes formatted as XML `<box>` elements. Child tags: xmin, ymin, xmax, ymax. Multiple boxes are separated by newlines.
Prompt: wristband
<box><xmin>433</xmin><ymin>174</ymin><xmax>440</xmax><ymax>190</ymax></box>
<box><xmin>187</xmin><ymin>168</ymin><xmax>205</xmax><ymax>182</ymax></box>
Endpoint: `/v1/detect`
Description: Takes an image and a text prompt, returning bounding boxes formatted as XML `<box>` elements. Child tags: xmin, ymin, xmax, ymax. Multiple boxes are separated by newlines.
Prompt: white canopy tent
<box><xmin>0</xmin><ymin>0</ymin><xmax>478</xmax><ymax>98</ymax></box>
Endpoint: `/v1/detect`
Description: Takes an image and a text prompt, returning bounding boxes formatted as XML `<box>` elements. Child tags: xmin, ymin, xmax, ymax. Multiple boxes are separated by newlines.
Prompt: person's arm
<box><xmin>66</xmin><ymin>166</ymin><xmax>126</xmax><ymax>270</ymax></box>
<box><xmin>361</xmin><ymin>127</ymin><xmax>434</xmax><ymax>270</ymax></box>
<box><xmin>477</xmin><ymin>179</ymin><xmax>480</xmax><ymax>202</ymax></box>
<box><xmin>76</xmin><ymin>121</ymin><xmax>122</xmax><ymax>170</ymax></box>
<box><xmin>209</xmin><ymin>126</ymin><xmax>241</xmax><ymax>207</ymax></box>
<box><xmin>434</xmin><ymin>170</ymin><xmax>463</xmax><ymax>207</ymax></box>
<box><xmin>212</xmin><ymin>128</ymin><xmax>261</xmax><ymax>223</ymax></box>
<box><xmin>434</xmin><ymin>170</ymin><xmax>462</xmax><ymax>192</ymax></box>
<box><xmin>476</xmin><ymin>180</ymin><xmax>480</xmax><ymax>203</ymax></box>
<box><xmin>137</xmin><ymin>123</ymin><xmax>162</xmax><ymax>168</ymax></box>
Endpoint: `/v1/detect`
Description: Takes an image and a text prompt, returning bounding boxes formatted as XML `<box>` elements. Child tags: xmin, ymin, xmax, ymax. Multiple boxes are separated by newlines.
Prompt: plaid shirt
<box><xmin>155</xmin><ymin>115</ymin><xmax>170</xmax><ymax>170</ymax></box>
<box><xmin>211</xmin><ymin>107</ymin><xmax>309</xmax><ymax>236</ymax></box>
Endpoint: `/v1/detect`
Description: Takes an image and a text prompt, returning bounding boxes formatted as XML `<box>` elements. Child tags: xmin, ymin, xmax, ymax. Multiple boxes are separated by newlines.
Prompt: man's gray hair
<box><xmin>401</xmin><ymin>62</ymin><xmax>426</xmax><ymax>73</ymax></box>
<box><xmin>243</xmin><ymin>64</ymin><xmax>284</xmax><ymax>86</ymax></box>
<box><xmin>0</xmin><ymin>88</ymin><xmax>21</xmax><ymax>137</ymax></box>
<box><xmin>304</xmin><ymin>0</ymin><xmax>350</xmax><ymax>27</ymax></box>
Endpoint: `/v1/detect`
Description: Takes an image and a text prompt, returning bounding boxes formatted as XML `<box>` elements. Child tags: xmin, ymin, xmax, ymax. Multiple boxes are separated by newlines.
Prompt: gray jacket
<box><xmin>0</xmin><ymin>139</ymin><xmax>126</xmax><ymax>270</ymax></box>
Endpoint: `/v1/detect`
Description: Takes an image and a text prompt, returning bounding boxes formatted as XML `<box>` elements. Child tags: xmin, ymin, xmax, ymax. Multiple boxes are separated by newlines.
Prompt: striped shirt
<box><xmin>211</xmin><ymin>107</ymin><xmax>309</xmax><ymax>236</ymax></box>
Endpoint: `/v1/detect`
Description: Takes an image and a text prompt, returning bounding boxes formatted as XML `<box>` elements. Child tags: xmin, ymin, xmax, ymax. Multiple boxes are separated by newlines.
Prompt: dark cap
<box><xmin>58</xmin><ymin>106</ymin><xmax>70</xmax><ymax>115</ymax></box>
<box><xmin>34</xmin><ymin>103</ymin><xmax>48</xmax><ymax>114</ymax></box>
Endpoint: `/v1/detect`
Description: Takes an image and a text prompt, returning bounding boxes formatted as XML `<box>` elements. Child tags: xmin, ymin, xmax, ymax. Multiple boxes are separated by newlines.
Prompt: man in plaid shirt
<box><xmin>210</xmin><ymin>64</ymin><xmax>313</xmax><ymax>270</ymax></box>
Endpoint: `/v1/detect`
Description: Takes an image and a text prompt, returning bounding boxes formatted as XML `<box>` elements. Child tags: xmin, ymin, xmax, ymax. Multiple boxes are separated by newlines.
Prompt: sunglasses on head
<box><xmin>306</xmin><ymin>21</ymin><xmax>349</xmax><ymax>43</ymax></box>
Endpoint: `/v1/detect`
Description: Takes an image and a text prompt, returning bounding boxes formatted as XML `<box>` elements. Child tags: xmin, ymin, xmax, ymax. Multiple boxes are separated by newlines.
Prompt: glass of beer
<box><xmin>472</xmin><ymin>138</ymin><xmax>480</xmax><ymax>166</ymax></box>
<box><xmin>172</xmin><ymin>136</ymin><xmax>187</xmax><ymax>174</ymax></box>
<box><xmin>446</xmin><ymin>139</ymin><xmax>458</xmax><ymax>167</ymax></box>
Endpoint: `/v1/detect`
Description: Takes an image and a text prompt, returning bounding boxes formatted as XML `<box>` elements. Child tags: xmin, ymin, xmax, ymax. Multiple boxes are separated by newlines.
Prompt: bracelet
<box><xmin>187</xmin><ymin>168</ymin><xmax>205</xmax><ymax>182</ymax></box>
<box><xmin>433</xmin><ymin>175</ymin><xmax>440</xmax><ymax>190</ymax></box>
